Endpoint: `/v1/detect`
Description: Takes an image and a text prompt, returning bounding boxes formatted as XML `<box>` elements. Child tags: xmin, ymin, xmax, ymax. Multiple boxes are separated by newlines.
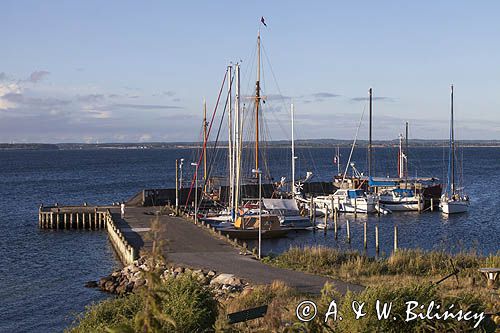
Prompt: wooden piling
<box><xmin>76</xmin><ymin>213</ymin><xmax>80</xmax><ymax>229</ymax></box>
<box><xmin>88</xmin><ymin>212</ymin><xmax>92</xmax><ymax>229</ymax></box>
<box><xmin>56</xmin><ymin>210</ymin><xmax>60</xmax><ymax>230</ymax></box>
<box><xmin>394</xmin><ymin>225</ymin><xmax>398</xmax><ymax>252</ymax></box>
<box><xmin>324</xmin><ymin>204</ymin><xmax>328</xmax><ymax>233</ymax></box>
<box><xmin>363</xmin><ymin>221</ymin><xmax>367</xmax><ymax>249</ymax></box>
<box><xmin>83</xmin><ymin>212</ymin><xmax>87</xmax><ymax>229</ymax></box>
<box><xmin>354</xmin><ymin>199</ymin><xmax>357</xmax><ymax>218</ymax></box>
<box><xmin>334</xmin><ymin>217</ymin><xmax>338</xmax><ymax>239</ymax></box>
<box><xmin>50</xmin><ymin>212</ymin><xmax>54</xmax><ymax>229</ymax></box>
<box><xmin>430</xmin><ymin>198</ymin><xmax>434</xmax><ymax>212</ymax></box>
<box><xmin>375</xmin><ymin>224</ymin><xmax>379</xmax><ymax>253</ymax></box>
<box><xmin>346</xmin><ymin>219</ymin><xmax>351</xmax><ymax>243</ymax></box>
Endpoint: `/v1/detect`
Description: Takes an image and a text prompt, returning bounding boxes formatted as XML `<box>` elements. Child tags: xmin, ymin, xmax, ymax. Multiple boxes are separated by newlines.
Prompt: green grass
<box><xmin>67</xmin><ymin>274</ymin><xmax>218</xmax><ymax>333</ymax></box>
<box><xmin>265</xmin><ymin>246</ymin><xmax>499</xmax><ymax>280</ymax></box>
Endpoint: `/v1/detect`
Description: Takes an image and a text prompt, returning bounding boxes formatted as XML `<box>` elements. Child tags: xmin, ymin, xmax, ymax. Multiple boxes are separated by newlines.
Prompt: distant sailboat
<box><xmin>440</xmin><ymin>85</ymin><xmax>470</xmax><ymax>214</ymax></box>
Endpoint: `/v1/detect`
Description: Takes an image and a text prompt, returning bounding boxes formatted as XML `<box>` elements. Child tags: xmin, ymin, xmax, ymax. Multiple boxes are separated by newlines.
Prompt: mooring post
<box><xmin>394</xmin><ymin>225</ymin><xmax>398</xmax><ymax>252</ymax></box>
<box><xmin>377</xmin><ymin>196</ymin><xmax>381</xmax><ymax>217</ymax></box>
<box><xmin>309</xmin><ymin>196</ymin><xmax>314</xmax><ymax>224</ymax></box>
<box><xmin>82</xmin><ymin>212</ymin><xmax>87</xmax><ymax>229</ymax></box>
<box><xmin>94</xmin><ymin>209</ymin><xmax>98</xmax><ymax>229</ymax></box>
<box><xmin>330</xmin><ymin>197</ymin><xmax>335</xmax><ymax>218</ymax></box>
<box><xmin>363</xmin><ymin>221</ymin><xmax>367</xmax><ymax>249</ymax></box>
<box><xmin>346</xmin><ymin>219</ymin><xmax>351</xmax><ymax>243</ymax></box>
<box><xmin>88</xmin><ymin>212</ymin><xmax>92</xmax><ymax>229</ymax></box>
<box><xmin>64</xmin><ymin>213</ymin><xmax>68</xmax><ymax>229</ymax></box>
<box><xmin>56</xmin><ymin>209</ymin><xmax>60</xmax><ymax>230</ymax></box>
<box><xmin>375</xmin><ymin>224</ymin><xmax>379</xmax><ymax>254</ymax></box>
<box><xmin>354</xmin><ymin>199</ymin><xmax>358</xmax><ymax>218</ymax></box>
<box><xmin>324</xmin><ymin>204</ymin><xmax>328</xmax><ymax>233</ymax></box>
<box><xmin>334</xmin><ymin>216</ymin><xmax>338</xmax><ymax>239</ymax></box>
<box><xmin>418</xmin><ymin>196</ymin><xmax>422</xmax><ymax>213</ymax></box>
<box><xmin>70</xmin><ymin>213</ymin><xmax>73</xmax><ymax>229</ymax></box>
<box><xmin>50</xmin><ymin>212</ymin><xmax>54</xmax><ymax>229</ymax></box>
<box><xmin>430</xmin><ymin>198</ymin><xmax>434</xmax><ymax>212</ymax></box>
<box><xmin>76</xmin><ymin>213</ymin><xmax>80</xmax><ymax>229</ymax></box>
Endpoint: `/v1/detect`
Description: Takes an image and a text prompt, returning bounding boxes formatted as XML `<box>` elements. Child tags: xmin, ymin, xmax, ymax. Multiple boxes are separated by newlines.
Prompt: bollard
<box><xmin>394</xmin><ymin>225</ymin><xmax>398</xmax><ymax>252</ymax></box>
<box><xmin>346</xmin><ymin>219</ymin><xmax>351</xmax><ymax>243</ymax></box>
<box><xmin>375</xmin><ymin>224</ymin><xmax>379</xmax><ymax>254</ymax></box>
<box><xmin>363</xmin><ymin>221</ymin><xmax>367</xmax><ymax>249</ymax></box>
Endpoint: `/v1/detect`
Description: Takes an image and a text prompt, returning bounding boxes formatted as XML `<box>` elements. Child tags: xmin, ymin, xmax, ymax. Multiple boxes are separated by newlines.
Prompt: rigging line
<box><xmin>261</xmin><ymin>43</ymin><xmax>291</xmax><ymax>117</ymax></box>
<box><xmin>342</xmin><ymin>102</ymin><xmax>367</xmax><ymax>184</ymax></box>
<box><xmin>202</xmin><ymin>71</ymin><xmax>234</xmax><ymax>196</ymax></box>
<box><xmin>184</xmin><ymin>69</ymin><xmax>228</xmax><ymax>210</ymax></box>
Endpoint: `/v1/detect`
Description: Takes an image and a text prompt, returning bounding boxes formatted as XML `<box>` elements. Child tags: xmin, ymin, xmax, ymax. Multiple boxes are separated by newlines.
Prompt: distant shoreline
<box><xmin>1</xmin><ymin>141</ymin><xmax>500</xmax><ymax>150</ymax></box>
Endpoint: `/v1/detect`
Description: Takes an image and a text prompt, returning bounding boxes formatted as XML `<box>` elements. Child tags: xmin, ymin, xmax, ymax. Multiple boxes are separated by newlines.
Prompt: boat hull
<box><xmin>220</xmin><ymin>228</ymin><xmax>290</xmax><ymax>240</ymax></box>
<box><xmin>379</xmin><ymin>200</ymin><xmax>423</xmax><ymax>211</ymax></box>
<box><xmin>440</xmin><ymin>200</ymin><xmax>469</xmax><ymax>214</ymax></box>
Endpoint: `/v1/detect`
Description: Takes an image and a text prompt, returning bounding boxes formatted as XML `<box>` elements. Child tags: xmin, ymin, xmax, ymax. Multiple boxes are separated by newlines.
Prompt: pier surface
<box><xmin>114</xmin><ymin>206</ymin><xmax>363</xmax><ymax>295</ymax></box>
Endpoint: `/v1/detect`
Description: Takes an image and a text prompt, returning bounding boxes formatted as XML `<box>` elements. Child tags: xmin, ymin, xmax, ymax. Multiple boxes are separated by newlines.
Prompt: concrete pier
<box><xmin>38</xmin><ymin>205</ymin><xmax>137</xmax><ymax>265</ymax></box>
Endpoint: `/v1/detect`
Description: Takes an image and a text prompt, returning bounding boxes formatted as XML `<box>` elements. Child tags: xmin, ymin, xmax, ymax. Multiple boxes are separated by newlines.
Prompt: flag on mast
<box><xmin>260</xmin><ymin>16</ymin><xmax>267</xmax><ymax>27</ymax></box>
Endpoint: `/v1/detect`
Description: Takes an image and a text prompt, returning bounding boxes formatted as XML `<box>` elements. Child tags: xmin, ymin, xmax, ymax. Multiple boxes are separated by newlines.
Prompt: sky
<box><xmin>1</xmin><ymin>1</ymin><xmax>499</xmax><ymax>143</ymax></box>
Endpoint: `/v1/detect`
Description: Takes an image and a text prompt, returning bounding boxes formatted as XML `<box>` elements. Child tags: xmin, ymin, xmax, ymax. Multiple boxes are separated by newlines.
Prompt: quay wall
<box><xmin>38</xmin><ymin>205</ymin><xmax>137</xmax><ymax>265</ymax></box>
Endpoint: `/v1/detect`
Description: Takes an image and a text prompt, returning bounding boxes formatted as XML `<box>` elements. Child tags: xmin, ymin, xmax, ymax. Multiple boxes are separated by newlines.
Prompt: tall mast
<box><xmin>337</xmin><ymin>146</ymin><xmax>341</xmax><ymax>175</ymax></box>
<box><xmin>405</xmin><ymin>121</ymin><xmax>409</xmax><ymax>187</ymax></box>
<box><xmin>234</xmin><ymin>63</ymin><xmax>241</xmax><ymax>216</ymax></box>
<box><xmin>368</xmin><ymin>88</ymin><xmax>373</xmax><ymax>178</ymax></box>
<box><xmin>398</xmin><ymin>133</ymin><xmax>404</xmax><ymax>178</ymax></box>
<box><xmin>227</xmin><ymin>65</ymin><xmax>233</xmax><ymax>213</ymax></box>
<box><xmin>203</xmin><ymin>98</ymin><xmax>207</xmax><ymax>188</ymax></box>
<box><xmin>291</xmin><ymin>103</ymin><xmax>295</xmax><ymax>195</ymax></box>
<box><xmin>450</xmin><ymin>84</ymin><xmax>455</xmax><ymax>194</ymax></box>
<box><xmin>255</xmin><ymin>29</ymin><xmax>261</xmax><ymax>174</ymax></box>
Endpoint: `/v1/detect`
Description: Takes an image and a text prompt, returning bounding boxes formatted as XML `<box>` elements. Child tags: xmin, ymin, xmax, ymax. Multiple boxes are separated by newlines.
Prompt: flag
<box><xmin>260</xmin><ymin>16</ymin><xmax>267</xmax><ymax>27</ymax></box>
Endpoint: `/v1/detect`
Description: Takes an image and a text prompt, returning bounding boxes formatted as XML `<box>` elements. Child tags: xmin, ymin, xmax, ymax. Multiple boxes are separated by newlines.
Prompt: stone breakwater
<box><xmin>86</xmin><ymin>256</ymin><xmax>248</xmax><ymax>298</ymax></box>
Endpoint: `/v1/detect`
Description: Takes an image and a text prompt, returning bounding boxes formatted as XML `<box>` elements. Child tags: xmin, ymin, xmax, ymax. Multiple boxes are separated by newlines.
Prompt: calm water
<box><xmin>0</xmin><ymin>147</ymin><xmax>498</xmax><ymax>332</ymax></box>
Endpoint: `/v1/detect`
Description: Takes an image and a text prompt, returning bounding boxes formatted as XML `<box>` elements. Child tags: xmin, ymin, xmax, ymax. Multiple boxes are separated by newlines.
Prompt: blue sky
<box><xmin>1</xmin><ymin>1</ymin><xmax>499</xmax><ymax>142</ymax></box>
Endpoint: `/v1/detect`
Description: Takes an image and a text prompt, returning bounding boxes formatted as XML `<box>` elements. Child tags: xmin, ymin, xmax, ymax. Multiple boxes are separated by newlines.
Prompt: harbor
<box><xmin>2</xmin><ymin>2</ymin><xmax>500</xmax><ymax>331</ymax></box>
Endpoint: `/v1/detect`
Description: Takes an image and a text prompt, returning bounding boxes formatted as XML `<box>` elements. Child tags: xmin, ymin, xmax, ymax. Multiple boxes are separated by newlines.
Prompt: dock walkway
<box><xmin>116</xmin><ymin>206</ymin><xmax>363</xmax><ymax>295</ymax></box>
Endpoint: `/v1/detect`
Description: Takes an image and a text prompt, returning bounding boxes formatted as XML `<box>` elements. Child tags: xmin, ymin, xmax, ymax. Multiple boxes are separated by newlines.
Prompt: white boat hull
<box><xmin>440</xmin><ymin>200</ymin><xmax>469</xmax><ymax>214</ymax></box>
<box><xmin>379</xmin><ymin>201</ymin><xmax>423</xmax><ymax>211</ymax></box>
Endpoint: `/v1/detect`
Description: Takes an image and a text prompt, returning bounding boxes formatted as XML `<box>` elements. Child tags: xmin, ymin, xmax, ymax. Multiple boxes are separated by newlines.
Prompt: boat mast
<box><xmin>405</xmin><ymin>121</ymin><xmax>409</xmax><ymax>188</ymax></box>
<box><xmin>254</xmin><ymin>29</ymin><xmax>261</xmax><ymax>175</ymax></box>
<box><xmin>291</xmin><ymin>103</ymin><xmax>295</xmax><ymax>195</ymax></box>
<box><xmin>337</xmin><ymin>146</ymin><xmax>341</xmax><ymax>175</ymax></box>
<box><xmin>227</xmin><ymin>65</ymin><xmax>233</xmax><ymax>213</ymax></box>
<box><xmin>450</xmin><ymin>84</ymin><xmax>455</xmax><ymax>194</ymax></box>
<box><xmin>368</xmin><ymin>88</ymin><xmax>373</xmax><ymax>179</ymax></box>
<box><xmin>398</xmin><ymin>133</ymin><xmax>404</xmax><ymax>178</ymax></box>
<box><xmin>203</xmin><ymin>99</ymin><xmax>207</xmax><ymax>189</ymax></box>
<box><xmin>234</xmin><ymin>63</ymin><xmax>241</xmax><ymax>216</ymax></box>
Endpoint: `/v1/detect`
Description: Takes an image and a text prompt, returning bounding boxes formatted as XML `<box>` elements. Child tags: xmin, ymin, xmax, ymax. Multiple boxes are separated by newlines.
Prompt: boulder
<box><xmin>85</xmin><ymin>280</ymin><xmax>98</xmax><ymax>288</ymax></box>
<box><xmin>210</xmin><ymin>274</ymin><xmax>242</xmax><ymax>287</ymax></box>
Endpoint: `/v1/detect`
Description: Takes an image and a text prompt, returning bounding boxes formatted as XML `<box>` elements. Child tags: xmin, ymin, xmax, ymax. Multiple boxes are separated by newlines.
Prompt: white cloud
<box><xmin>139</xmin><ymin>133</ymin><xmax>152</xmax><ymax>142</ymax></box>
<box><xmin>0</xmin><ymin>83</ymin><xmax>21</xmax><ymax>109</ymax></box>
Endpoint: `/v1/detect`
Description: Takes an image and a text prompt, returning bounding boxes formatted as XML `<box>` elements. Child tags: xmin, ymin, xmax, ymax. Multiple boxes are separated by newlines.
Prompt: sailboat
<box><xmin>440</xmin><ymin>85</ymin><xmax>470</xmax><ymax>214</ymax></box>
<box><xmin>378</xmin><ymin>124</ymin><xmax>424</xmax><ymax>212</ymax></box>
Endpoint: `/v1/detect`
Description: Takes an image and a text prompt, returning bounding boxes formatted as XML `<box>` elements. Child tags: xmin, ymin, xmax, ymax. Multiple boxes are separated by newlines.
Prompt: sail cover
<box><xmin>262</xmin><ymin>199</ymin><xmax>299</xmax><ymax>212</ymax></box>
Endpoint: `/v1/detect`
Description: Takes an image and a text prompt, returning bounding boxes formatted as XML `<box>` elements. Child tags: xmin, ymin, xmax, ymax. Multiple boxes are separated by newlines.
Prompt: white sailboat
<box><xmin>378</xmin><ymin>124</ymin><xmax>424</xmax><ymax>212</ymax></box>
<box><xmin>314</xmin><ymin>189</ymin><xmax>376</xmax><ymax>214</ymax></box>
<box><xmin>440</xmin><ymin>85</ymin><xmax>470</xmax><ymax>214</ymax></box>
